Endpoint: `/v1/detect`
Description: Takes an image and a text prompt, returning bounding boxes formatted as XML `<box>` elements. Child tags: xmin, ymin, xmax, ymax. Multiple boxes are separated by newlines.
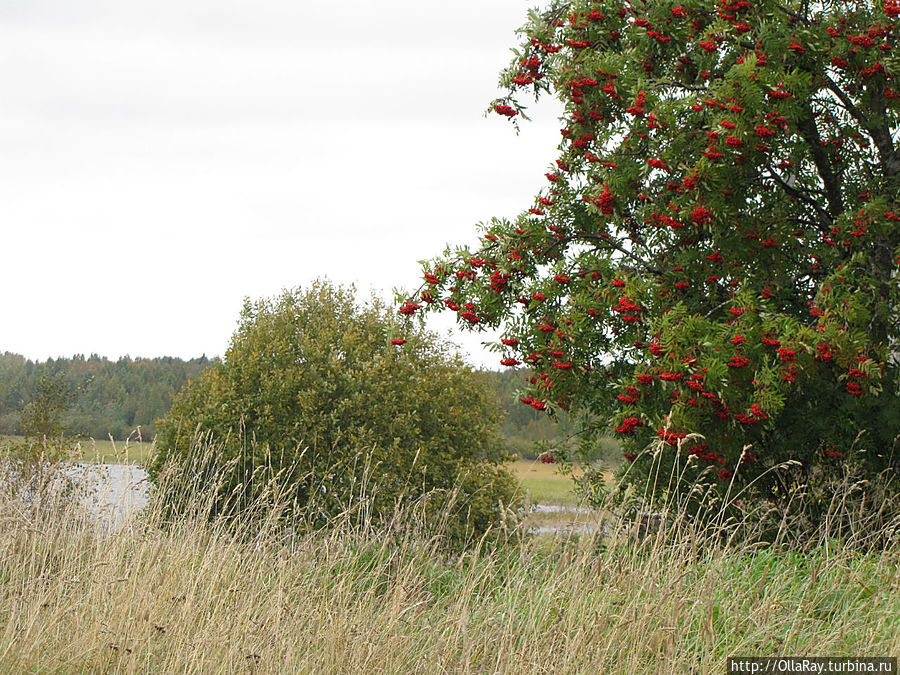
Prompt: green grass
<box><xmin>512</xmin><ymin>458</ymin><xmax>581</xmax><ymax>505</ymax></box>
<box><xmin>72</xmin><ymin>437</ymin><xmax>155</xmax><ymax>464</ymax></box>
<box><xmin>1</xmin><ymin>435</ymin><xmax>155</xmax><ymax>465</ymax></box>
<box><xmin>512</xmin><ymin>458</ymin><xmax>614</xmax><ymax>506</ymax></box>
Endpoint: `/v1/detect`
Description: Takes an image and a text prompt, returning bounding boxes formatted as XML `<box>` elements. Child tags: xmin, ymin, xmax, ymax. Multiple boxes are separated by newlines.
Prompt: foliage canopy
<box><xmin>153</xmin><ymin>281</ymin><xmax>519</xmax><ymax>544</ymax></box>
<box><xmin>409</xmin><ymin>0</ymin><xmax>900</xmax><ymax>532</ymax></box>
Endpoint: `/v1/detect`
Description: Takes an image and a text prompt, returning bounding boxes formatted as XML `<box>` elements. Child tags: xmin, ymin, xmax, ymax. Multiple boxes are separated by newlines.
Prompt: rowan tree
<box><xmin>405</xmin><ymin>0</ymin><xmax>900</xmax><ymax>532</ymax></box>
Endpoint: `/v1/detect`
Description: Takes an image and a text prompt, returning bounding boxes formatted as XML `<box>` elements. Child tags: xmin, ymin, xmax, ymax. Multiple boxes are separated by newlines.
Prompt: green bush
<box><xmin>151</xmin><ymin>281</ymin><xmax>521</xmax><ymax>545</ymax></box>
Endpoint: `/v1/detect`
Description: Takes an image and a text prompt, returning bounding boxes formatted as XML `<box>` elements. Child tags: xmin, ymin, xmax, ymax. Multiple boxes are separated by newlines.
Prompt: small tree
<box><xmin>20</xmin><ymin>373</ymin><xmax>70</xmax><ymax>441</ymax></box>
<box><xmin>152</xmin><ymin>281</ymin><xmax>519</xmax><ymax>544</ymax></box>
<box><xmin>408</xmin><ymin>0</ymin><xmax>899</xmax><ymax>535</ymax></box>
<box><xmin>18</xmin><ymin>373</ymin><xmax>73</xmax><ymax>460</ymax></box>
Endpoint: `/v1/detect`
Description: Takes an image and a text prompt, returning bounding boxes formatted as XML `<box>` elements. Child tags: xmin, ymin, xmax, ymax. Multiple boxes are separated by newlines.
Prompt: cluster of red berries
<box><xmin>615</xmin><ymin>417</ymin><xmax>643</xmax><ymax>434</ymax></box>
<box><xmin>657</xmin><ymin>428</ymin><xmax>687</xmax><ymax>445</ymax></box>
<box><xmin>399</xmin><ymin>301</ymin><xmax>422</xmax><ymax>316</ymax></box>
<box><xmin>846</xmin><ymin>368</ymin><xmax>866</xmax><ymax>396</ymax></box>
<box><xmin>613</xmin><ymin>296</ymin><xmax>644</xmax><ymax>323</ymax></box>
<box><xmin>519</xmin><ymin>396</ymin><xmax>546</xmax><ymax>411</ymax></box>
<box><xmin>727</xmin><ymin>356</ymin><xmax>750</xmax><ymax>368</ymax></box>
<box><xmin>687</xmin><ymin>443</ymin><xmax>725</xmax><ymax>465</ymax></box>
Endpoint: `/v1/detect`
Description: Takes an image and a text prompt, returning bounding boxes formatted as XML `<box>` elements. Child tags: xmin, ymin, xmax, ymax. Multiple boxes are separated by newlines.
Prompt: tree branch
<box><xmin>775</xmin><ymin>4</ymin><xmax>810</xmax><ymax>24</ymax></box>
<box><xmin>820</xmin><ymin>75</ymin><xmax>897</xmax><ymax>179</ymax></box>
<box><xmin>762</xmin><ymin>166</ymin><xmax>833</xmax><ymax>234</ymax></box>
<box><xmin>579</xmin><ymin>234</ymin><xmax>662</xmax><ymax>275</ymax></box>
<box><xmin>794</xmin><ymin>102</ymin><xmax>845</xmax><ymax>218</ymax></box>
<box><xmin>865</xmin><ymin>85</ymin><xmax>900</xmax><ymax>179</ymax></box>
<box><xmin>652</xmin><ymin>81</ymin><xmax>710</xmax><ymax>93</ymax></box>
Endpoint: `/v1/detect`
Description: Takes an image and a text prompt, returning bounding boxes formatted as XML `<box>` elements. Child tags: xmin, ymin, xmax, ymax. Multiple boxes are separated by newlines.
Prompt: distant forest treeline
<box><xmin>0</xmin><ymin>352</ymin><xmax>210</xmax><ymax>440</ymax></box>
<box><xmin>0</xmin><ymin>352</ymin><xmax>573</xmax><ymax>457</ymax></box>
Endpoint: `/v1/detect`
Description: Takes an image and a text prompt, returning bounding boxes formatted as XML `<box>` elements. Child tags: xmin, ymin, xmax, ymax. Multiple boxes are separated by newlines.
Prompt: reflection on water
<box><xmin>61</xmin><ymin>463</ymin><xmax>150</xmax><ymax>530</ymax></box>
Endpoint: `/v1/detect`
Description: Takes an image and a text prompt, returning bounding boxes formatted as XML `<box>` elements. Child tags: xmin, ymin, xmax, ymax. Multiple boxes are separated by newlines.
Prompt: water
<box><xmin>18</xmin><ymin>464</ymin><xmax>602</xmax><ymax>536</ymax></box>
<box><xmin>529</xmin><ymin>504</ymin><xmax>593</xmax><ymax>514</ymax></box>
<box><xmin>60</xmin><ymin>463</ymin><xmax>150</xmax><ymax>530</ymax></box>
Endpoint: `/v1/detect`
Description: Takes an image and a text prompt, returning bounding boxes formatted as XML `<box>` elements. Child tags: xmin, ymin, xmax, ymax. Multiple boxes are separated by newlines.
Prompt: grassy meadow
<box><xmin>1</xmin><ymin>435</ymin><xmax>155</xmax><ymax>465</ymax></box>
<box><xmin>1</xmin><ymin>441</ymin><xmax>897</xmax><ymax>673</ymax></box>
<box><xmin>0</xmin><ymin>469</ymin><xmax>897</xmax><ymax>674</ymax></box>
<box><xmin>511</xmin><ymin>458</ymin><xmax>616</xmax><ymax>506</ymax></box>
<box><xmin>72</xmin><ymin>437</ymin><xmax>156</xmax><ymax>465</ymax></box>
<box><xmin>511</xmin><ymin>458</ymin><xmax>583</xmax><ymax>506</ymax></box>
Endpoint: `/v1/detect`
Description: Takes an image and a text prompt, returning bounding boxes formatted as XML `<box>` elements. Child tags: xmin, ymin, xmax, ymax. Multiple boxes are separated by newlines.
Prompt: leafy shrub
<box><xmin>151</xmin><ymin>281</ymin><xmax>520</xmax><ymax>545</ymax></box>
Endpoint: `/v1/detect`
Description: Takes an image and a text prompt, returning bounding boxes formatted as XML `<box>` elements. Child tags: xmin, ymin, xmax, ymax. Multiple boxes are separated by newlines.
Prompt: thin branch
<box><xmin>775</xmin><ymin>4</ymin><xmax>810</xmax><ymax>24</ymax></box>
<box><xmin>761</xmin><ymin>166</ymin><xmax>833</xmax><ymax>234</ymax></box>
<box><xmin>652</xmin><ymin>81</ymin><xmax>710</xmax><ymax>93</ymax></box>
<box><xmin>703</xmin><ymin>298</ymin><xmax>733</xmax><ymax>319</ymax></box>
<box><xmin>578</xmin><ymin>234</ymin><xmax>663</xmax><ymax>275</ymax></box>
<box><xmin>822</xmin><ymin>75</ymin><xmax>869</xmax><ymax>131</ymax></box>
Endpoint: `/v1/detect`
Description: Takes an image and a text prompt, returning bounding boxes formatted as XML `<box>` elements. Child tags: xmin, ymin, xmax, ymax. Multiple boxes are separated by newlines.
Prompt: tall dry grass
<box><xmin>0</xmin><ymin>455</ymin><xmax>898</xmax><ymax>674</ymax></box>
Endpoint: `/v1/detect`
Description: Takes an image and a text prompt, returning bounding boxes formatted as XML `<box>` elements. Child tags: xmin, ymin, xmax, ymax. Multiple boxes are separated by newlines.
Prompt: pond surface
<box><xmin>61</xmin><ymin>463</ymin><xmax>150</xmax><ymax>530</ymax></box>
<box><xmin>528</xmin><ymin>504</ymin><xmax>593</xmax><ymax>514</ymax></box>
<box><xmin>52</xmin><ymin>465</ymin><xmax>605</xmax><ymax>536</ymax></box>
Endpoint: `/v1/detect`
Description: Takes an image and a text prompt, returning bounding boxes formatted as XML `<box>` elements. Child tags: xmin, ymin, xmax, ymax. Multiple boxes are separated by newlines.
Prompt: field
<box><xmin>511</xmin><ymin>458</ymin><xmax>618</xmax><ymax>506</ymax></box>
<box><xmin>74</xmin><ymin>437</ymin><xmax>155</xmax><ymax>465</ymax></box>
<box><xmin>1</xmin><ymin>435</ymin><xmax>155</xmax><ymax>465</ymax></box>
<box><xmin>1</xmin><ymin>442</ymin><xmax>898</xmax><ymax>672</ymax></box>
<box><xmin>511</xmin><ymin>458</ymin><xmax>583</xmax><ymax>505</ymax></box>
<box><xmin>0</xmin><ymin>472</ymin><xmax>897</xmax><ymax>673</ymax></box>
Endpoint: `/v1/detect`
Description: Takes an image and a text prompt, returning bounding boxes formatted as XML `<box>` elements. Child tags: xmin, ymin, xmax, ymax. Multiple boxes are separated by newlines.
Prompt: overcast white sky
<box><xmin>0</xmin><ymin>0</ymin><xmax>562</xmax><ymax>367</ymax></box>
